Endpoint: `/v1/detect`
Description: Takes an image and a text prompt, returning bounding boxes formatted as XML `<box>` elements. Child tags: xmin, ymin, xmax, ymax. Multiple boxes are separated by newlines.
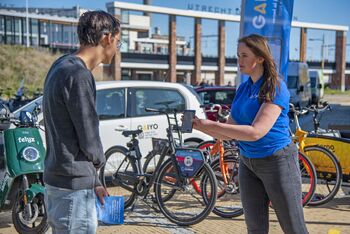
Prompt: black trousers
<box><xmin>239</xmin><ymin>143</ymin><xmax>308</xmax><ymax>234</ymax></box>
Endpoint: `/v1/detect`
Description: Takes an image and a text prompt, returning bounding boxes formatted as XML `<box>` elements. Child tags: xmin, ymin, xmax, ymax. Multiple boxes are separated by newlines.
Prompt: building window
<box><xmin>121</xmin><ymin>69</ymin><xmax>131</xmax><ymax>80</ymax></box>
<box><xmin>0</xmin><ymin>16</ymin><xmax>4</xmax><ymax>44</ymax></box>
<box><xmin>31</xmin><ymin>19</ymin><xmax>38</xmax><ymax>46</ymax></box>
<box><xmin>5</xmin><ymin>16</ymin><xmax>14</xmax><ymax>44</ymax></box>
<box><xmin>121</xmin><ymin>29</ymin><xmax>129</xmax><ymax>52</ymax></box>
<box><xmin>50</xmin><ymin>23</ymin><xmax>62</xmax><ymax>44</ymax></box>
<box><xmin>120</xmin><ymin>10</ymin><xmax>129</xmax><ymax>24</ymax></box>
<box><xmin>14</xmin><ymin>18</ymin><xmax>22</xmax><ymax>44</ymax></box>
<box><xmin>63</xmin><ymin>24</ymin><xmax>72</xmax><ymax>44</ymax></box>
<box><xmin>40</xmin><ymin>21</ymin><xmax>48</xmax><ymax>45</ymax></box>
<box><xmin>72</xmin><ymin>24</ymin><xmax>79</xmax><ymax>45</ymax></box>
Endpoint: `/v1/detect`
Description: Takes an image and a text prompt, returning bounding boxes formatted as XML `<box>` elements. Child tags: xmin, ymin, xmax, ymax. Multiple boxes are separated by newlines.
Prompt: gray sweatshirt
<box><xmin>43</xmin><ymin>54</ymin><xmax>105</xmax><ymax>190</ymax></box>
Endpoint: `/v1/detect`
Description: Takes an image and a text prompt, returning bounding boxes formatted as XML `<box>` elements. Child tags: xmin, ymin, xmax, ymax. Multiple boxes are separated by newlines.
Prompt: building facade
<box><xmin>0</xmin><ymin>2</ymin><xmax>349</xmax><ymax>89</ymax></box>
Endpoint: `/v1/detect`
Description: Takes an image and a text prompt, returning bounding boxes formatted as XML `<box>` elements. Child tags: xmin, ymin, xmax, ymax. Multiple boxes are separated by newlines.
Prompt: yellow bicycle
<box><xmin>289</xmin><ymin>103</ymin><xmax>342</xmax><ymax>206</ymax></box>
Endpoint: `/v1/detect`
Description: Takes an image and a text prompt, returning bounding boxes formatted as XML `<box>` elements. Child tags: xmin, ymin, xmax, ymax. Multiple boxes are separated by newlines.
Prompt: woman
<box><xmin>193</xmin><ymin>34</ymin><xmax>308</xmax><ymax>234</ymax></box>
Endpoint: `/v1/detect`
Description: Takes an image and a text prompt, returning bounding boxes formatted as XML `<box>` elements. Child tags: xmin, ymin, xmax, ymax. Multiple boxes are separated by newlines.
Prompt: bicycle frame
<box><xmin>203</xmin><ymin>140</ymin><xmax>229</xmax><ymax>184</ymax></box>
<box><xmin>203</xmin><ymin>104</ymin><xmax>233</xmax><ymax>185</ymax></box>
<box><xmin>290</xmin><ymin>107</ymin><xmax>324</xmax><ymax>178</ymax></box>
<box><xmin>289</xmin><ymin>105</ymin><xmax>311</xmax><ymax>153</ymax></box>
<box><xmin>196</xmin><ymin>104</ymin><xmax>236</xmax><ymax>190</ymax></box>
<box><xmin>115</xmin><ymin>129</ymin><xmax>185</xmax><ymax>197</ymax></box>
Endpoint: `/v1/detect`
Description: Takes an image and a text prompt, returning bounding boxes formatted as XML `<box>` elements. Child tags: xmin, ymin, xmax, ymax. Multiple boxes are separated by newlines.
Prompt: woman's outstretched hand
<box><xmin>192</xmin><ymin>116</ymin><xmax>212</xmax><ymax>131</ymax></box>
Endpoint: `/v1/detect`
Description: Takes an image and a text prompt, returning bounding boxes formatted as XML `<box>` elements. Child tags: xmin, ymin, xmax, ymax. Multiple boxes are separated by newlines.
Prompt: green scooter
<box><xmin>0</xmin><ymin>103</ymin><xmax>48</xmax><ymax>234</ymax></box>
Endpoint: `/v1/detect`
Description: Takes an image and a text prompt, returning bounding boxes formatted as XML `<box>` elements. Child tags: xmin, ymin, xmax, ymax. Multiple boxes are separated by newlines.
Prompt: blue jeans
<box><xmin>44</xmin><ymin>184</ymin><xmax>97</xmax><ymax>234</ymax></box>
<box><xmin>239</xmin><ymin>143</ymin><xmax>308</xmax><ymax>234</ymax></box>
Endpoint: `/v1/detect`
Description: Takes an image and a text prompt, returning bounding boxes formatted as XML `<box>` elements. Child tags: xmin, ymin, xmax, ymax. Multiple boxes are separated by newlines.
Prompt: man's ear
<box><xmin>100</xmin><ymin>33</ymin><xmax>112</xmax><ymax>47</ymax></box>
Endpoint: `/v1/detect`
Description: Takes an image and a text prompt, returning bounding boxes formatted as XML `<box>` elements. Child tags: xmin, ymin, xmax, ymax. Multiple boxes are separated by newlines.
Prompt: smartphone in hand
<box><xmin>181</xmin><ymin>110</ymin><xmax>196</xmax><ymax>133</ymax></box>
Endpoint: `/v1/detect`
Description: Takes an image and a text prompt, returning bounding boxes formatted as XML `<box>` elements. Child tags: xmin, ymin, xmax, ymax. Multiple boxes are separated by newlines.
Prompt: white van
<box><xmin>13</xmin><ymin>81</ymin><xmax>212</xmax><ymax>157</ymax></box>
<box><xmin>309</xmin><ymin>70</ymin><xmax>324</xmax><ymax>104</ymax></box>
<box><xmin>287</xmin><ymin>62</ymin><xmax>312</xmax><ymax>109</ymax></box>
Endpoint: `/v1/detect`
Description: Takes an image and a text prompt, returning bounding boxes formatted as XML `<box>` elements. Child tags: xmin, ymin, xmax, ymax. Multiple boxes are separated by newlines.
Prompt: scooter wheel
<box><xmin>12</xmin><ymin>192</ymin><xmax>49</xmax><ymax>234</ymax></box>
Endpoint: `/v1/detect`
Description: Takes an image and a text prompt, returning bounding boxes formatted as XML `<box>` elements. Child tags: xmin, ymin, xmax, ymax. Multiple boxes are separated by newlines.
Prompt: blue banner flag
<box><xmin>238</xmin><ymin>0</ymin><xmax>294</xmax><ymax>84</ymax></box>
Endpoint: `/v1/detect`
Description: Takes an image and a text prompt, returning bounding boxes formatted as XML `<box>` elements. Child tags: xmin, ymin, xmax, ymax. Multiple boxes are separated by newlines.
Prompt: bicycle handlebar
<box><xmin>289</xmin><ymin>101</ymin><xmax>331</xmax><ymax>133</ymax></box>
<box><xmin>289</xmin><ymin>103</ymin><xmax>308</xmax><ymax>117</ymax></box>
<box><xmin>200</xmin><ymin>103</ymin><xmax>229</xmax><ymax>119</ymax></box>
<box><xmin>303</xmin><ymin>102</ymin><xmax>331</xmax><ymax>114</ymax></box>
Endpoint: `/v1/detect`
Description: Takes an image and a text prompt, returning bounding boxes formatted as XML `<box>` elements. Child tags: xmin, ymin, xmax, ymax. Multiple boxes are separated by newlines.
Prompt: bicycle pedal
<box><xmin>136</xmin><ymin>175</ymin><xmax>145</xmax><ymax>180</ymax></box>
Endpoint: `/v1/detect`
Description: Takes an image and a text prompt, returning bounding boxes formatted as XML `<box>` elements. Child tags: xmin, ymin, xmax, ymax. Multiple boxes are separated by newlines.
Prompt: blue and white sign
<box><xmin>239</xmin><ymin>0</ymin><xmax>294</xmax><ymax>84</ymax></box>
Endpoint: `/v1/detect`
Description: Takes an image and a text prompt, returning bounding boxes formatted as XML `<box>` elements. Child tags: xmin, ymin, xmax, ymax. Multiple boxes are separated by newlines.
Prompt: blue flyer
<box><xmin>96</xmin><ymin>196</ymin><xmax>124</xmax><ymax>225</ymax></box>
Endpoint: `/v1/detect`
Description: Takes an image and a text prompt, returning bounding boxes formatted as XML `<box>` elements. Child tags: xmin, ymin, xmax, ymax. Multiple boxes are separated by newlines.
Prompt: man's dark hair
<box><xmin>77</xmin><ymin>10</ymin><xmax>120</xmax><ymax>46</ymax></box>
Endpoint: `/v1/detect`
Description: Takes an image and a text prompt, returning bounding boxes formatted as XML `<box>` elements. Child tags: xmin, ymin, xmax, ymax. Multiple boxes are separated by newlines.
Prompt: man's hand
<box><xmin>95</xmin><ymin>186</ymin><xmax>108</xmax><ymax>205</ymax></box>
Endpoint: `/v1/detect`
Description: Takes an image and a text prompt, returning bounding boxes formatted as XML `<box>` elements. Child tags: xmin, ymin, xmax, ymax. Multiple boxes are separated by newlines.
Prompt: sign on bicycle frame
<box><xmin>152</xmin><ymin>138</ymin><xmax>168</xmax><ymax>155</ymax></box>
<box><xmin>175</xmin><ymin>148</ymin><xmax>205</xmax><ymax>178</ymax></box>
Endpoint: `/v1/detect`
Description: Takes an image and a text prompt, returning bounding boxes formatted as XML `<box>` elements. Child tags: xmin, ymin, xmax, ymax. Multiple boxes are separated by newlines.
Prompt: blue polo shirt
<box><xmin>231</xmin><ymin>77</ymin><xmax>291</xmax><ymax>158</ymax></box>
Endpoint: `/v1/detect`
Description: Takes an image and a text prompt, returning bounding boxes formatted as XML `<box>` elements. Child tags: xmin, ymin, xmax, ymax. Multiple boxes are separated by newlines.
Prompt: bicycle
<box><xmin>197</xmin><ymin>104</ymin><xmax>243</xmax><ymax>218</ymax></box>
<box><xmin>289</xmin><ymin>103</ymin><xmax>342</xmax><ymax>206</ymax></box>
<box><xmin>304</xmin><ymin>102</ymin><xmax>350</xmax><ymax>195</ymax></box>
<box><xmin>141</xmin><ymin>104</ymin><xmax>243</xmax><ymax>218</ymax></box>
<box><xmin>99</xmin><ymin>108</ymin><xmax>217</xmax><ymax>226</ymax></box>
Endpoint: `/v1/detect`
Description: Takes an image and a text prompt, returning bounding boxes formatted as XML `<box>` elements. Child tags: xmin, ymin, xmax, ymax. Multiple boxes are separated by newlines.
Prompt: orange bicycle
<box><xmin>194</xmin><ymin>104</ymin><xmax>243</xmax><ymax>218</ymax></box>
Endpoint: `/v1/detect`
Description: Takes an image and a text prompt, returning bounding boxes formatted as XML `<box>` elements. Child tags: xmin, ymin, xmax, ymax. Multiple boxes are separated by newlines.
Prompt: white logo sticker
<box><xmin>184</xmin><ymin>156</ymin><xmax>193</xmax><ymax>167</ymax></box>
<box><xmin>18</xmin><ymin>137</ymin><xmax>35</xmax><ymax>143</ymax></box>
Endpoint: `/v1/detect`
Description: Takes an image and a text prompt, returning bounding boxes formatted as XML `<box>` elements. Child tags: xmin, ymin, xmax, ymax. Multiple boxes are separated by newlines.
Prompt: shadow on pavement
<box><xmin>0</xmin><ymin>211</ymin><xmax>12</xmax><ymax>229</ymax></box>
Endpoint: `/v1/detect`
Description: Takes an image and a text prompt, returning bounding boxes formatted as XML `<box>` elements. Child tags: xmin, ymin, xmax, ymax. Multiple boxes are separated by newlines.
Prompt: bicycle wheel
<box><xmin>204</xmin><ymin>154</ymin><xmax>243</xmax><ymax>218</ymax></box>
<box><xmin>298</xmin><ymin>152</ymin><xmax>317</xmax><ymax>206</ymax></box>
<box><xmin>155</xmin><ymin>158</ymin><xmax>217</xmax><ymax>226</ymax></box>
<box><xmin>304</xmin><ymin>145</ymin><xmax>343</xmax><ymax>206</ymax></box>
<box><xmin>142</xmin><ymin>151</ymin><xmax>175</xmax><ymax>202</ymax></box>
<box><xmin>99</xmin><ymin>146</ymin><xmax>137</xmax><ymax>209</ymax></box>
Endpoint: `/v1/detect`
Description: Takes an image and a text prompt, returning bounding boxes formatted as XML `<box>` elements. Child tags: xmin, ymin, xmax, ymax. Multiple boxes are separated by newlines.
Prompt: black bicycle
<box><xmin>99</xmin><ymin>108</ymin><xmax>217</xmax><ymax>226</ymax></box>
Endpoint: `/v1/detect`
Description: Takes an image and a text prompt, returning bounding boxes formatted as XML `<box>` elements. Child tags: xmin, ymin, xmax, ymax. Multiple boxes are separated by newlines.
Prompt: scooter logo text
<box><xmin>18</xmin><ymin>137</ymin><xmax>35</xmax><ymax>144</ymax></box>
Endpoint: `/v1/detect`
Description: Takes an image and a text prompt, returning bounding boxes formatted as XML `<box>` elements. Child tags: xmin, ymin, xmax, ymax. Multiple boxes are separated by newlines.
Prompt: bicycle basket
<box><xmin>175</xmin><ymin>148</ymin><xmax>205</xmax><ymax>178</ymax></box>
<box><xmin>152</xmin><ymin>138</ymin><xmax>168</xmax><ymax>154</ymax></box>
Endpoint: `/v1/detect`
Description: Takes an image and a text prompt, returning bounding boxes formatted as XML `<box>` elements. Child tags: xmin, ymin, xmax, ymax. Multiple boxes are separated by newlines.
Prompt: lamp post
<box><xmin>309</xmin><ymin>34</ymin><xmax>325</xmax><ymax>75</ymax></box>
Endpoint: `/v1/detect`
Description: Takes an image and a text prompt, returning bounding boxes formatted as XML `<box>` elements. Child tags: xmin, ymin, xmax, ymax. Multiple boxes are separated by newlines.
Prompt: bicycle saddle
<box><xmin>122</xmin><ymin>129</ymin><xmax>143</xmax><ymax>137</ymax></box>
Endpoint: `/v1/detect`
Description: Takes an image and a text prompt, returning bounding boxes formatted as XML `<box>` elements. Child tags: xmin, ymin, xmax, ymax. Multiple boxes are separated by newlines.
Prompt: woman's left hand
<box><xmin>192</xmin><ymin>117</ymin><xmax>211</xmax><ymax>130</ymax></box>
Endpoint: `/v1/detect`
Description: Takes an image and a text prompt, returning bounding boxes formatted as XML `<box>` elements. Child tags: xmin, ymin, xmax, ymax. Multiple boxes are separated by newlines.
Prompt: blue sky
<box><xmin>2</xmin><ymin>0</ymin><xmax>350</xmax><ymax>61</ymax></box>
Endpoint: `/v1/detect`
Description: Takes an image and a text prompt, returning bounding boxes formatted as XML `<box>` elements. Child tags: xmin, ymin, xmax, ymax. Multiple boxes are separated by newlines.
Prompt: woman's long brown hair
<box><xmin>238</xmin><ymin>34</ymin><xmax>280</xmax><ymax>103</ymax></box>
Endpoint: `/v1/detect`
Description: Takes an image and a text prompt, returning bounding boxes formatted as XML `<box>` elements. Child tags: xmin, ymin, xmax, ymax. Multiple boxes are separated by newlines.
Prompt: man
<box><xmin>43</xmin><ymin>11</ymin><xmax>121</xmax><ymax>233</ymax></box>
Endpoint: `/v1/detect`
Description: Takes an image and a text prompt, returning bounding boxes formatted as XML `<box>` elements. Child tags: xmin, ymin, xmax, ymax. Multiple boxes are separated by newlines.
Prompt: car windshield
<box><xmin>13</xmin><ymin>96</ymin><xmax>43</xmax><ymax>118</ymax></box>
<box><xmin>287</xmin><ymin>76</ymin><xmax>298</xmax><ymax>89</ymax></box>
<box><xmin>198</xmin><ymin>90</ymin><xmax>235</xmax><ymax>105</ymax></box>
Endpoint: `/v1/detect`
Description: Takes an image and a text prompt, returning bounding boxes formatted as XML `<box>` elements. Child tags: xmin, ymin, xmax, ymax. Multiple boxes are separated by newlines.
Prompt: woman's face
<box><xmin>237</xmin><ymin>42</ymin><xmax>263</xmax><ymax>76</ymax></box>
